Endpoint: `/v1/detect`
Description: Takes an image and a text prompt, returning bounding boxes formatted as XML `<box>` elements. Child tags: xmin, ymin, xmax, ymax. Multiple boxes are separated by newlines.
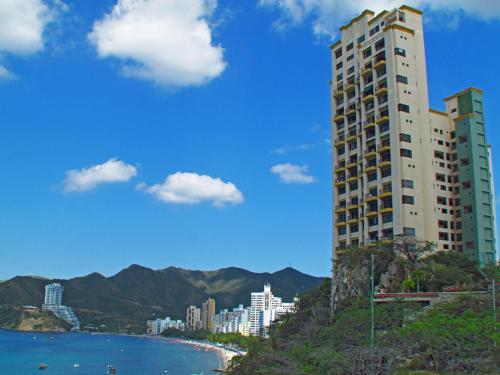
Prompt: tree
<box><xmin>393</xmin><ymin>235</ymin><xmax>435</xmax><ymax>274</ymax></box>
<box><xmin>411</xmin><ymin>269</ymin><xmax>426</xmax><ymax>293</ymax></box>
<box><xmin>402</xmin><ymin>277</ymin><xmax>416</xmax><ymax>292</ymax></box>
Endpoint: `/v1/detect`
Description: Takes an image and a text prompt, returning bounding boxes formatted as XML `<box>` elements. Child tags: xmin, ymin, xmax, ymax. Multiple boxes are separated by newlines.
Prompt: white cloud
<box><xmin>88</xmin><ymin>0</ymin><xmax>226</xmax><ymax>87</ymax></box>
<box><xmin>0</xmin><ymin>0</ymin><xmax>63</xmax><ymax>78</ymax></box>
<box><xmin>139</xmin><ymin>172</ymin><xmax>244</xmax><ymax>207</ymax></box>
<box><xmin>0</xmin><ymin>65</ymin><xmax>15</xmax><ymax>80</ymax></box>
<box><xmin>271</xmin><ymin>163</ymin><xmax>316</xmax><ymax>184</ymax></box>
<box><xmin>258</xmin><ymin>0</ymin><xmax>500</xmax><ymax>39</ymax></box>
<box><xmin>64</xmin><ymin>158</ymin><xmax>138</xmax><ymax>192</ymax></box>
<box><xmin>272</xmin><ymin>143</ymin><xmax>313</xmax><ymax>155</ymax></box>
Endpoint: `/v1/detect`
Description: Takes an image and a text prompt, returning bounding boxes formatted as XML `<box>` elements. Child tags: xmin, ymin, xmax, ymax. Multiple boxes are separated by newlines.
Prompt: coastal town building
<box><xmin>249</xmin><ymin>283</ymin><xmax>297</xmax><ymax>336</ymax></box>
<box><xmin>147</xmin><ymin>317</ymin><xmax>185</xmax><ymax>335</ymax></box>
<box><xmin>211</xmin><ymin>304</ymin><xmax>250</xmax><ymax>335</ymax></box>
<box><xmin>42</xmin><ymin>283</ymin><xmax>80</xmax><ymax>330</ymax></box>
<box><xmin>330</xmin><ymin>5</ymin><xmax>496</xmax><ymax>266</ymax></box>
<box><xmin>201</xmin><ymin>298</ymin><xmax>216</xmax><ymax>331</ymax></box>
<box><xmin>186</xmin><ymin>305</ymin><xmax>202</xmax><ymax>330</ymax></box>
<box><xmin>43</xmin><ymin>283</ymin><xmax>63</xmax><ymax>305</ymax></box>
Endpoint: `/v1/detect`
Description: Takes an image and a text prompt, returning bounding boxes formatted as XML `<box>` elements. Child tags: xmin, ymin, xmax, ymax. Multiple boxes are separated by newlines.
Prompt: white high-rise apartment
<box><xmin>44</xmin><ymin>283</ymin><xmax>64</xmax><ymax>305</ymax></box>
<box><xmin>249</xmin><ymin>283</ymin><xmax>296</xmax><ymax>336</ymax></box>
<box><xmin>331</xmin><ymin>5</ymin><xmax>496</xmax><ymax>266</ymax></box>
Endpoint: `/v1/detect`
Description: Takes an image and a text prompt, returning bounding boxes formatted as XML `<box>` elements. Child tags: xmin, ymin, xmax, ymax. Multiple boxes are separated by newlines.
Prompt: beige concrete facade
<box><xmin>331</xmin><ymin>5</ymin><xmax>494</xmax><ymax>258</ymax></box>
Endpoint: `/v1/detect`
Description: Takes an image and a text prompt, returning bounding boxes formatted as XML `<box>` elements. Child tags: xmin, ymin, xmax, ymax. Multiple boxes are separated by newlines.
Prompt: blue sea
<box><xmin>0</xmin><ymin>330</ymin><xmax>221</xmax><ymax>375</ymax></box>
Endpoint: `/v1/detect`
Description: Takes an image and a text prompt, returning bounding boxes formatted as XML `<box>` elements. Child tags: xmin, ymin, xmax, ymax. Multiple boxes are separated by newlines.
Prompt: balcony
<box><xmin>366</xmin><ymin>210</ymin><xmax>378</xmax><ymax>218</ymax></box>
<box><xmin>364</xmin><ymin>147</ymin><xmax>377</xmax><ymax>159</ymax></box>
<box><xmin>378</xmin><ymin>158</ymin><xmax>391</xmax><ymax>168</ymax></box>
<box><xmin>365</xmin><ymin>193</ymin><xmax>378</xmax><ymax>202</ymax></box>
<box><xmin>335</xmin><ymin>178</ymin><xmax>346</xmax><ymax>187</ymax></box>
<box><xmin>346</xmin><ymin>133</ymin><xmax>357</xmax><ymax>142</ymax></box>
<box><xmin>363</xmin><ymin>119</ymin><xmax>376</xmax><ymax>130</ymax></box>
<box><xmin>365</xmin><ymin>164</ymin><xmax>377</xmax><ymax>173</ymax></box>
<box><xmin>375</xmin><ymin>86</ymin><xmax>388</xmax><ymax>96</ymax></box>
<box><xmin>334</xmin><ymin>136</ymin><xmax>346</xmax><ymax>147</ymax></box>
<box><xmin>378</xmin><ymin>187</ymin><xmax>392</xmax><ymax>198</ymax></box>
<box><xmin>347</xmin><ymin>160</ymin><xmax>358</xmax><ymax>168</ymax></box>
<box><xmin>345</xmin><ymin>107</ymin><xmax>357</xmax><ymax>116</ymax></box>
<box><xmin>333</xmin><ymin>88</ymin><xmax>344</xmax><ymax>98</ymax></box>
<box><xmin>376</xmin><ymin>113</ymin><xmax>389</xmax><ymax>124</ymax></box>
<box><xmin>378</xmin><ymin>141</ymin><xmax>390</xmax><ymax>153</ymax></box>
<box><xmin>334</xmin><ymin>113</ymin><xmax>345</xmax><ymax>122</ymax></box>
<box><xmin>363</xmin><ymin>94</ymin><xmax>375</xmax><ymax>103</ymax></box>
<box><xmin>346</xmin><ymin>173</ymin><xmax>358</xmax><ymax>183</ymax></box>
<box><xmin>361</xmin><ymin>67</ymin><xmax>373</xmax><ymax>77</ymax></box>
<box><xmin>335</xmin><ymin>204</ymin><xmax>347</xmax><ymax>213</ymax></box>
<box><xmin>346</xmin><ymin>216</ymin><xmax>359</xmax><ymax>224</ymax></box>
<box><xmin>344</xmin><ymin>82</ymin><xmax>356</xmax><ymax>92</ymax></box>
<box><xmin>380</xmin><ymin>205</ymin><xmax>393</xmax><ymax>214</ymax></box>
<box><xmin>374</xmin><ymin>59</ymin><xmax>386</xmax><ymax>69</ymax></box>
<box><xmin>334</xmin><ymin>163</ymin><xmax>346</xmax><ymax>172</ymax></box>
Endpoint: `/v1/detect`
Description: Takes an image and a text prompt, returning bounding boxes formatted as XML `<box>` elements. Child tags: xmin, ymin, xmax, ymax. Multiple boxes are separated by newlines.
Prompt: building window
<box><xmin>346</xmin><ymin>42</ymin><xmax>354</xmax><ymax>51</ymax></box>
<box><xmin>461</xmin><ymin>158</ymin><xmax>470</xmax><ymax>166</ymax></box>
<box><xmin>403</xmin><ymin>227</ymin><xmax>416</xmax><ymax>236</ymax></box>
<box><xmin>338</xmin><ymin>226</ymin><xmax>347</xmax><ymax>235</ymax></box>
<box><xmin>381</xmin><ymin>168</ymin><xmax>391</xmax><ymax>178</ymax></box>
<box><xmin>395</xmin><ymin>47</ymin><xmax>406</xmax><ymax>57</ymax></box>
<box><xmin>459</xmin><ymin>135</ymin><xmax>468</xmax><ymax>144</ymax></box>
<box><xmin>400</xmin><ymin>148</ymin><xmax>412</xmax><ymax>158</ymax></box>
<box><xmin>336</xmin><ymin>62</ymin><xmax>343</xmax><ymax>70</ymax></box>
<box><xmin>465</xmin><ymin>241</ymin><xmax>475</xmax><ymax>250</ymax></box>
<box><xmin>398</xmin><ymin>103</ymin><xmax>410</xmax><ymax>113</ymax></box>
<box><xmin>368</xmin><ymin>217</ymin><xmax>378</xmax><ymax>226</ymax></box>
<box><xmin>435</xmin><ymin>173</ymin><xmax>446</xmax><ymax>182</ymax></box>
<box><xmin>382</xmin><ymin>213</ymin><xmax>393</xmax><ymax>223</ymax></box>
<box><xmin>434</xmin><ymin>151</ymin><xmax>444</xmax><ymax>159</ymax></box>
<box><xmin>335</xmin><ymin>49</ymin><xmax>342</xmax><ymax>58</ymax></box>
<box><xmin>399</xmin><ymin>133</ymin><xmax>411</xmax><ymax>143</ymax></box>
<box><xmin>438</xmin><ymin>220</ymin><xmax>448</xmax><ymax>229</ymax></box>
<box><xmin>462</xmin><ymin>181</ymin><xmax>471</xmax><ymax>190</ymax></box>
<box><xmin>437</xmin><ymin>196</ymin><xmax>447</xmax><ymax>205</ymax></box>
<box><xmin>357</xmin><ymin>34</ymin><xmax>365</xmax><ymax>44</ymax></box>
<box><xmin>439</xmin><ymin>232</ymin><xmax>449</xmax><ymax>241</ymax></box>
<box><xmin>464</xmin><ymin>205</ymin><xmax>473</xmax><ymax>214</ymax></box>
<box><xmin>402</xmin><ymin>195</ymin><xmax>414</xmax><ymax>204</ymax></box>
<box><xmin>363</xmin><ymin>47</ymin><xmax>372</xmax><ymax>59</ymax></box>
<box><xmin>369</xmin><ymin>25</ymin><xmax>380</xmax><ymax>36</ymax></box>
<box><xmin>396</xmin><ymin>75</ymin><xmax>408</xmax><ymax>84</ymax></box>
<box><xmin>401</xmin><ymin>179</ymin><xmax>414</xmax><ymax>189</ymax></box>
<box><xmin>347</xmin><ymin>54</ymin><xmax>354</xmax><ymax>62</ymax></box>
<box><xmin>367</xmin><ymin>172</ymin><xmax>377</xmax><ymax>182</ymax></box>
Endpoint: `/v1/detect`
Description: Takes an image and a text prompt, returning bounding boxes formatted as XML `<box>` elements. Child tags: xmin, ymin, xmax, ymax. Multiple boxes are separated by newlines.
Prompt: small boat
<box><xmin>39</xmin><ymin>364</ymin><xmax>48</xmax><ymax>370</ymax></box>
<box><xmin>73</xmin><ymin>363</ymin><xmax>80</xmax><ymax>368</ymax></box>
<box><xmin>107</xmin><ymin>365</ymin><xmax>117</xmax><ymax>374</ymax></box>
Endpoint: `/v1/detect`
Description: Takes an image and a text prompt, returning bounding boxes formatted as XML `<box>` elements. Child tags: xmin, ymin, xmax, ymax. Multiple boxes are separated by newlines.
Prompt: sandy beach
<box><xmin>169</xmin><ymin>338</ymin><xmax>245</xmax><ymax>370</ymax></box>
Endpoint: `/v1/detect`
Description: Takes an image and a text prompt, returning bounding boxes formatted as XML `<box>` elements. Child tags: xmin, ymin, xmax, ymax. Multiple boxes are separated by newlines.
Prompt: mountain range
<box><xmin>0</xmin><ymin>265</ymin><xmax>324</xmax><ymax>333</ymax></box>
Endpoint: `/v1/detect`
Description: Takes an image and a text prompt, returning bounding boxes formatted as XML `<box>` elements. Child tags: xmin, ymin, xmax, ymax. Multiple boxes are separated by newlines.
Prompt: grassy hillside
<box><xmin>0</xmin><ymin>306</ymin><xmax>71</xmax><ymax>332</ymax></box>
<box><xmin>0</xmin><ymin>265</ymin><xmax>323</xmax><ymax>334</ymax></box>
<box><xmin>229</xmin><ymin>248</ymin><xmax>499</xmax><ymax>374</ymax></box>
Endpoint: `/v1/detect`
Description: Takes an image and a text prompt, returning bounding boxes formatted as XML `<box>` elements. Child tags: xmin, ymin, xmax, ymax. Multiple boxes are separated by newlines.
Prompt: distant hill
<box><xmin>0</xmin><ymin>265</ymin><xmax>324</xmax><ymax>333</ymax></box>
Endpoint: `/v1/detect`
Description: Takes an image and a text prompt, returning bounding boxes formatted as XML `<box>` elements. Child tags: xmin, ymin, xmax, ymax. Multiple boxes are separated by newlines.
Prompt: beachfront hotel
<box><xmin>331</xmin><ymin>5</ymin><xmax>496</xmax><ymax>266</ymax></box>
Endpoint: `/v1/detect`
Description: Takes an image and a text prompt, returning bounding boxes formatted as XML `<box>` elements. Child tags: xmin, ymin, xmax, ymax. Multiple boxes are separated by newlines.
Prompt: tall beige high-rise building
<box><xmin>186</xmin><ymin>305</ymin><xmax>201</xmax><ymax>330</ymax></box>
<box><xmin>331</xmin><ymin>5</ymin><xmax>496</xmax><ymax>266</ymax></box>
<box><xmin>201</xmin><ymin>298</ymin><xmax>216</xmax><ymax>331</ymax></box>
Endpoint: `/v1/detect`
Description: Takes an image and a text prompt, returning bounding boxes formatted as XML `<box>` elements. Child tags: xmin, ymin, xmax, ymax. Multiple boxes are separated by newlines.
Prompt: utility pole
<box><xmin>370</xmin><ymin>253</ymin><xmax>375</xmax><ymax>350</ymax></box>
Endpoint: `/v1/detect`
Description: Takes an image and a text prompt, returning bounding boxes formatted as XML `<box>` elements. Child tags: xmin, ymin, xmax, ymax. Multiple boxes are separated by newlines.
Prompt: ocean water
<box><xmin>0</xmin><ymin>330</ymin><xmax>221</xmax><ymax>375</ymax></box>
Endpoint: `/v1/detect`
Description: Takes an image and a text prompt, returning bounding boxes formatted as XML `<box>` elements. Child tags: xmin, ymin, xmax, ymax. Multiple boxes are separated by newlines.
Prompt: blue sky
<box><xmin>1</xmin><ymin>0</ymin><xmax>500</xmax><ymax>279</ymax></box>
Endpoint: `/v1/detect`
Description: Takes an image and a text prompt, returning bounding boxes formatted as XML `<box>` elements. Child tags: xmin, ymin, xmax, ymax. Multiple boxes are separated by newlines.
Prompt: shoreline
<box><xmin>168</xmin><ymin>338</ymin><xmax>246</xmax><ymax>370</ymax></box>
